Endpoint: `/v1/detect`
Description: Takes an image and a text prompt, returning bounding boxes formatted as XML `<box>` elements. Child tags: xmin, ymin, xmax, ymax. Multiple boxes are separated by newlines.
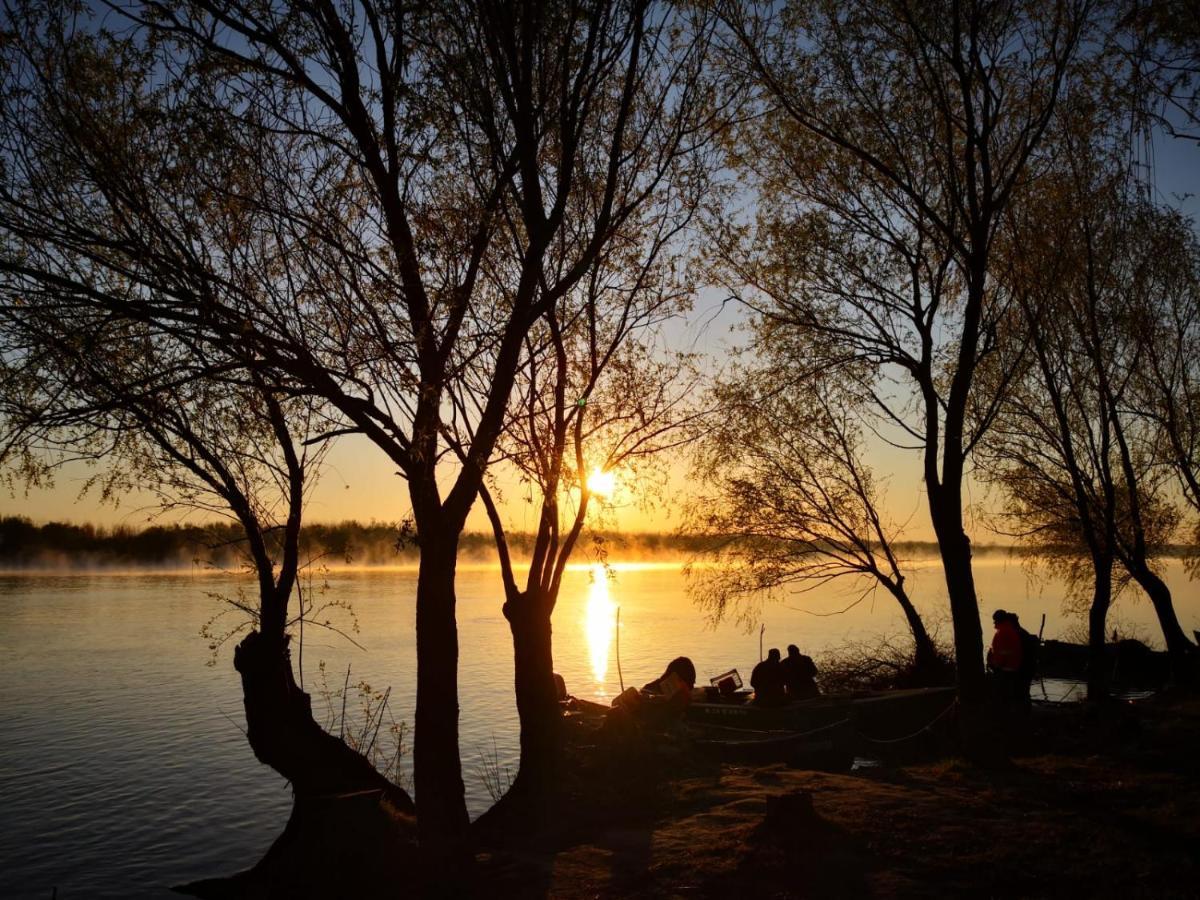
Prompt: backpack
<box><xmin>1017</xmin><ymin>626</ymin><xmax>1040</xmax><ymax>679</ymax></box>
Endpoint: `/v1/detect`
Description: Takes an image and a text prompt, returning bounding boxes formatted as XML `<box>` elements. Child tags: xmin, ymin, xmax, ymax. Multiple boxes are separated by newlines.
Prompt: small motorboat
<box><xmin>686</xmin><ymin>680</ymin><xmax>957</xmax><ymax>742</ymax></box>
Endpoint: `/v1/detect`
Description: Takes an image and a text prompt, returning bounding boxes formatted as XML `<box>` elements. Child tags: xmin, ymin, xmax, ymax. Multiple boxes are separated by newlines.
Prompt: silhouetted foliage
<box><xmin>684</xmin><ymin>363</ymin><xmax>940</xmax><ymax>673</ymax></box>
<box><xmin>709</xmin><ymin>0</ymin><xmax>1093</xmax><ymax>724</ymax></box>
<box><xmin>0</xmin><ymin>0</ymin><xmax>718</xmax><ymax>841</ymax></box>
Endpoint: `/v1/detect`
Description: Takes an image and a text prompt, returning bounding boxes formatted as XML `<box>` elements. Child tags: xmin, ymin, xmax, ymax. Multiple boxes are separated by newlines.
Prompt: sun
<box><xmin>586</xmin><ymin>466</ymin><xmax>617</xmax><ymax>499</ymax></box>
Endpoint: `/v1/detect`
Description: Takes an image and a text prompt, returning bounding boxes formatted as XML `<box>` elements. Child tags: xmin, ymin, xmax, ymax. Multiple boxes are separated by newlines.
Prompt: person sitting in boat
<box><xmin>781</xmin><ymin>644</ymin><xmax>819</xmax><ymax>700</ymax></box>
<box><xmin>986</xmin><ymin>609</ymin><xmax>1023</xmax><ymax>703</ymax></box>
<box><xmin>608</xmin><ymin>656</ymin><xmax>696</xmax><ymax>731</ymax></box>
<box><xmin>641</xmin><ymin>656</ymin><xmax>697</xmax><ymax>713</ymax></box>
<box><xmin>750</xmin><ymin>648</ymin><xmax>786</xmax><ymax>707</ymax></box>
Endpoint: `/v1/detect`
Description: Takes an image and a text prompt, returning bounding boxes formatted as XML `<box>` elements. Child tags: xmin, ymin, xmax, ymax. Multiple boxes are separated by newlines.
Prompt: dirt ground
<box><xmin>475</xmin><ymin>694</ymin><xmax>1200</xmax><ymax>899</ymax></box>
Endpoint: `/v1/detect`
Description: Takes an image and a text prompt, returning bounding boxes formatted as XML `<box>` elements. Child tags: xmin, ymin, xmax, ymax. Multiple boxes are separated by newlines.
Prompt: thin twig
<box><xmin>340</xmin><ymin>664</ymin><xmax>351</xmax><ymax>740</ymax></box>
<box><xmin>365</xmin><ymin>687</ymin><xmax>391</xmax><ymax>757</ymax></box>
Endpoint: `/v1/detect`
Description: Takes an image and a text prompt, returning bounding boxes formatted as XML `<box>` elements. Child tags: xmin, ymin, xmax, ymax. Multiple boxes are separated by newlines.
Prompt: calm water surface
<box><xmin>1</xmin><ymin>558</ymin><xmax>1196</xmax><ymax>898</ymax></box>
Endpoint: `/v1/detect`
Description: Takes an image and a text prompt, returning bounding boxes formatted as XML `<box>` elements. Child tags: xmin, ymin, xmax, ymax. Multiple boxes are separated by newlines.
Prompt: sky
<box><xmin>4</xmin><ymin>116</ymin><xmax>1199</xmax><ymax>542</ymax></box>
<box><xmin>0</xmin><ymin>288</ymin><xmax>746</xmax><ymax>537</ymax></box>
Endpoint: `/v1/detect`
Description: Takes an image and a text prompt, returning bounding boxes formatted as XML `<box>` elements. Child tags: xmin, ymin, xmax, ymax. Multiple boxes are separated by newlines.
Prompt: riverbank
<box><xmin>474</xmin><ymin>692</ymin><xmax>1200</xmax><ymax>898</ymax></box>
<box><xmin>173</xmin><ymin>691</ymin><xmax>1200</xmax><ymax>897</ymax></box>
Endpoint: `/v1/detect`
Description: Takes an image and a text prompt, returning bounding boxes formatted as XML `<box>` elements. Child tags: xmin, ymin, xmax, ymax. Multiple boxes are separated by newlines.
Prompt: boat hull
<box><xmin>685</xmin><ymin>696</ymin><xmax>848</xmax><ymax>732</ymax></box>
<box><xmin>685</xmin><ymin>687</ymin><xmax>957</xmax><ymax>736</ymax></box>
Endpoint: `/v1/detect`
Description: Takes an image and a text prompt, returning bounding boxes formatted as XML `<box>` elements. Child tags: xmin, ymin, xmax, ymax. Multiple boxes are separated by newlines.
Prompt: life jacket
<box><xmin>989</xmin><ymin>621</ymin><xmax>1023</xmax><ymax>673</ymax></box>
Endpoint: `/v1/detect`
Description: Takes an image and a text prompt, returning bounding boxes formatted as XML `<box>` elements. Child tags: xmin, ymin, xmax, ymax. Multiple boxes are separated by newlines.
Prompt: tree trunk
<box><xmin>1125</xmin><ymin>559</ymin><xmax>1194</xmax><ymax>669</ymax></box>
<box><xmin>413</xmin><ymin>533</ymin><xmax>470</xmax><ymax>844</ymax></box>
<box><xmin>928</xmin><ymin>501</ymin><xmax>986</xmax><ymax>702</ymax></box>
<box><xmin>505</xmin><ymin>589</ymin><xmax>562</xmax><ymax>798</ymax></box>
<box><xmin>890</xmin><ymin>582</ymin><xmax>940</xmax><ymax>677</ymax></box>
<box><xmin>233</xmin><ymin>630</ymin><xmax>414</xmax><ymax>812</ymax></box>
<box><xmin>927</xmin><ymin>488</ymin><xmax>995</xmax><ymax>761</ymax></box>
<box><xmin>1086</xmin><ymin>554</ymin><xmax>1114</xmax><ymax>702</ymax></box>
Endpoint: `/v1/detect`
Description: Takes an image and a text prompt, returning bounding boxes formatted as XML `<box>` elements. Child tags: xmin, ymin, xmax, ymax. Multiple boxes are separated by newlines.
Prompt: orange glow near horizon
<box><xmin>584</xmin><ymin>563</ymin><xmax>617</xmax><ymax>692</ymax></box>
<box><xmin>6</xmin><ymin>430</ymin><xmax>948</xmax><ymax>541</ymax></box>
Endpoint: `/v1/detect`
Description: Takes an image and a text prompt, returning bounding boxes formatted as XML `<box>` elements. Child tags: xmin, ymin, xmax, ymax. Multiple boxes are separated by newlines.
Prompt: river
<box><xmin>0</xmin><ymin>557</ymin><xmax>1196</xmax><ymax>898</ymax></box>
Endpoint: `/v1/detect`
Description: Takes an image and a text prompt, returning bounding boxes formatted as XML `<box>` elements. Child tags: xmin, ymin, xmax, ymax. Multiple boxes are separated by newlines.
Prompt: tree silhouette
<box><xmin>685</xmin><ymin>352</ymin><xmax>941</xmax><ymax>676</ymax></box>
<box><xmin>0</xmin><ymin>299</ymin><xmax>421</xmax><ymax>880</ymax></box>
<box><xmin>0</xmin><ymin>0</ymin><xmax>717</xmax><ymax>841</ymax></box>
<box><xmin>709</xmin><ymin>0</ymin><xmax>1090</xmax><ymax>743</ymax></box>
<box><xmin>475</xmin><ymin>236</ymin><xmax>704</xmax><ymax>806</ymax></box>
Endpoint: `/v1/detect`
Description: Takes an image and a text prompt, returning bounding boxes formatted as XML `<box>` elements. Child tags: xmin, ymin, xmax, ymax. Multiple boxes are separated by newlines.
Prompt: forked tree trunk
<box><xmin>233</xmin><ymin>629</ymin><xmax>414</xmax><ymax>812</ymax></box>
<box><xmin>504</xmin><ymin>588</ymin><xmax>562</xmax><ymax>797</ymax></box>
<box><xmin>412</xmin><ymin>533</ymin><xmax>470</xmax><ymax>844</ymax></box>
<box><xmin>471</xmin><ymin>589</ymin><xmax>563</xmax><ymax>838</ymax></box>
<box><xmin>1086</xmin><ymin>555</ymin><xmax>1114</xmax><ymax>702</ymax></box>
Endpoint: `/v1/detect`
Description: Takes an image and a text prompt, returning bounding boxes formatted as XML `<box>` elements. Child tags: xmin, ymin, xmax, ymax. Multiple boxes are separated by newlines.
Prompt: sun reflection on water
<box><xmin>584</xmin><ymin>563</ymin><xmax>617</xmax><ymax>692</ymax></box>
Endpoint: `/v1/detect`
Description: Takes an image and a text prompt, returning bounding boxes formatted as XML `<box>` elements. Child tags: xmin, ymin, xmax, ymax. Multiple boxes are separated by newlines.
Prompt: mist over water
<box><xmin>1</xmin><ymin>559</ymin><xmax>1197</xmax><ymax>898</ymax></box>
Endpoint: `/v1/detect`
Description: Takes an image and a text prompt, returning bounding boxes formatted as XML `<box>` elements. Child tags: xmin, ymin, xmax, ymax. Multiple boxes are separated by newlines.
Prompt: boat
<box><xmin>683</xmin><ymin>685</ymin><xmax>957</xmax><ymax>766</ymax></box>
<box><xmin>1037</xmin><ymin>638</ymin><xmax>1169</xmax><ymax>687</ymax></box>
<box><xmin>684</xmin><ymin>685</ymin><xmax>956</xmax><ymax>737</ymax></box>
<box><xmin>849</xmin><ymin>686</ymin><xmax>957</xmax><ymax>740</ymax></box>
<box><xmin>565</xmin><ymin>682</ymin><xmax>957</xmax><ymax>765</ymax></box>
<box><xmin>690</xmin><ymin>717</ymin><xmax>856</xmax><ymax>767</ymax></box>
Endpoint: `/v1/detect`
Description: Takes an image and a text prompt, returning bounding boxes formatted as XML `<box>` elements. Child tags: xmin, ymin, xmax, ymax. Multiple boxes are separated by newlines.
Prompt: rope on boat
<box><xmin>694</xmin><ymin>718</ymin><xmax>846</xmax><ymax>740</ymax></box>
<box><xmin>777</xmin><ymin>716</ymin><xmax>852</xmax><ymax>741</ymax></box>
<box><xmin>693</xmin><ymin>716</ymin><xmax>852</xmax><ymax>747</ymax></box>
<box><xmin>855</xmin><ymin>699</ymin><xmax>959</xmax><ymax>745</ymax></box>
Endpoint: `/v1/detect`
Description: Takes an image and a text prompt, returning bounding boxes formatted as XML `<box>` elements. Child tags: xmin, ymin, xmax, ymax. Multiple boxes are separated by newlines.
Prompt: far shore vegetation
<box><xmin>2</xmin><ymin>515</ymin><xmax>1196</xmax><ymax>571</ymax></box>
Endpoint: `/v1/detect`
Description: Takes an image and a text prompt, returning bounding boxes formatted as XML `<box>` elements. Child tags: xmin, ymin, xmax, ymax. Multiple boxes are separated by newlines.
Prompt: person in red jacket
<box><xmin>987</xmin><ymin>609</ymin><xmax>1024</xmax><ymax>703</ymax></box>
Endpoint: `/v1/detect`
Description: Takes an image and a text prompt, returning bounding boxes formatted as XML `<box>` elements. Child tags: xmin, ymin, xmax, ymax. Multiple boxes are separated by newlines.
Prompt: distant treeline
<box><xmin>0</xmin><ymin>516</ymin><xmax>728</xmax><ymax>569</ymax></box>
<box><xmin>0</xmin><ymin>516</ymin><xmax>927</xmax><ymax>569</ymax></box>
<box><xmin>3</xmin><ymin>516</ymin><xmax>1190</xmax><ymax>570</ymax></box>
<box><xmin>0</xmin><ymin>516</ymin><xmax>453</xmax><ymax>569</ymax></box>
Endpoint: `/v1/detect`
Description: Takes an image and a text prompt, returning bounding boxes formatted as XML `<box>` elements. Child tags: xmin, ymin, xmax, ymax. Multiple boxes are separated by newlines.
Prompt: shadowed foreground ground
<box><xmin>181</xmin><ymin>693</ymin><xmax>1200</xmax><ymax>898</ymax></box>
<box><xmin>475</xmin><ymin>694</ymin><xmax>1200</xmax><ymax>898</ymax></box>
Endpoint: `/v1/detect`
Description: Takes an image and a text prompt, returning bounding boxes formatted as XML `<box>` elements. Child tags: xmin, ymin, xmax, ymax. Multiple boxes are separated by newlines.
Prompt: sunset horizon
<box><xmin>2</xmin><ymin>1</ymin><xmax>1199</xmax><ymax>897</ymax></box>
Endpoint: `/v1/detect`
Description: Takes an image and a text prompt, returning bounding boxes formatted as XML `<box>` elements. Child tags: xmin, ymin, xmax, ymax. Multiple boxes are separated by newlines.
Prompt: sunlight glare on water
<box><xmin>583</xmin><ymin>563</ymin><xmax>617</xmax><ymax>693</ymax></box>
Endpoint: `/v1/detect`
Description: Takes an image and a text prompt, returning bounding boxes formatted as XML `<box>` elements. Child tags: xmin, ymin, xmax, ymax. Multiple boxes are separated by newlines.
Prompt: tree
<box><xmin>982</xmin><ymin>130</ymin><xmax>1197</xmax><ymax>691</ymax></box>
<box><xmin>1114</xmin><ymin>0</ymin><xmax>1200</xmax><ymax>142</ymax></box>
<box><xmin>1133</xmin><ymin>213</ymin><xmax>1200</xmax><ymax>568</ymax></box>
<box><xmin>0</xmin><ymin>0</ymin><xmax>715</xmax><ymax>841</ymax></box>
<box><xmin>685</xmin><ymin>350</ymin><xmax>942</xmax><ymax>677</ymax></box>
<box><xmin>474</xmin><ymin>224</ymin><xmax>706</xmax><ymax>805</ymax></box>
<box><xmin>0</xmin><ymin>297</ymin><xmax>419</xmax><ymax>880</ymax></box>
<box><xmin>980</xmin><ymin>157</ymin><xmax>1126</xmax><ymax>700</ymax></box>
<box><xmin>709</xmin><ymin>0</ymin><xmax>1090</xmax><ymax>732</ymax></box>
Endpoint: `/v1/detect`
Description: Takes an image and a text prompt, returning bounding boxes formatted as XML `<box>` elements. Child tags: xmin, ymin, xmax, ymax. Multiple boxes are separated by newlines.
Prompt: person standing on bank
<box><xmin>986</xmin><ymin>609</ymin><xmax>1024</xmax><ymax>704</ymax></box>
